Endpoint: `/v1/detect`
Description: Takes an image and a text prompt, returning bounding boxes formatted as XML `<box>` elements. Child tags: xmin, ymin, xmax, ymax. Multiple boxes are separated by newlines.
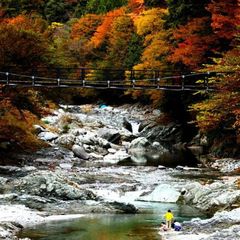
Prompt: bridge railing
<box><xmin>0</xmin><ymin>66</ymin><xmax>216</xmax><ymax>91</ymax></box>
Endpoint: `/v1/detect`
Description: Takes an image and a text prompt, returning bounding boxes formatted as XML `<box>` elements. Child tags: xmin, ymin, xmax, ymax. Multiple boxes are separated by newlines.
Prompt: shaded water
<box><xmin>19</xmin><ymin>202</ymin><xmax>205</xmax><ymax>240</ymax></box>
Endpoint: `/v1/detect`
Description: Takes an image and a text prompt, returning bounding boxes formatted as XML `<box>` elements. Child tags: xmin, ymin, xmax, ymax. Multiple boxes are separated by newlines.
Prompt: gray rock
<box><xmin>38</xmin><ymin>132</ymin><xmax>58</xmax><ymax>141</ymax></box>
<box><xmin>75</xmin><ymin>132</ymin><xmax>97</xmax><ymax>145</ymax></box>
<box><xmin>72</xmin><ymin>144</ymin><xmax>89</xmax><ymax>160</ymax></box>
<box><xmin>103</xmin><ymin>150</ymin><xmax>130</xmax><ymax>164</ymax></box>
<box><xmin>106</xmin><ymin>201</ymin><xmax>138</xmax><ymax>214</ymax></box>
<box><xmin>129</xmin><ymin>137</ymin><xmax>150</xmax><ymax>150</ymax></box>
<box><xmin>56</xmin><ymin>134</ymin><xmax>75</xmax><ymax>148</ymax></box>
<box><xmin>14</xmin><ymin>171</ymin><xmax>97</xmax><ymax>201</ymax></box>
<box><xmin>182</xmin><ymin>181</ymin><xmax>240</xmax><ymax>213</ymax></box>
<box><xmin>98</xmin><ymin>128</ymin><xmax>121</xmax><ymax>144</ymax></box>
<box><xmin>0</xmin><ymin>222</ymin><xmax>23</xmax><ymax>240</ymax></box>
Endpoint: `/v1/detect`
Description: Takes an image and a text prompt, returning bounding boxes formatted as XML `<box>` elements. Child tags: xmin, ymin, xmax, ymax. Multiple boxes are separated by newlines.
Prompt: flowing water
<box><xmin>19</xmin><ymin>202</ymin><xmax>205</xmax><ymax>240</ymax></box>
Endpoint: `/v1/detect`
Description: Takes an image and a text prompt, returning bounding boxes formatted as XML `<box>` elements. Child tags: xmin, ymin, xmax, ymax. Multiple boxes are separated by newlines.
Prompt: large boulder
<box><xmin>137</xmin><ymin>184</ymin><xmax>180</xmax><ymax>202</ymax></box>
<box><xmin>181</xmin><ymin>180</ymin><xmax>240</xmax><ymax>213</ymax></box>
<box><xmin>14</xmin><ymin>171</ymin><xmax>97</xmax><ymax>201</ymax></box>
<box><xmin>141</xmin><ymin>123</ymin><xmax>183</xmax><ymax>145</ymax></box>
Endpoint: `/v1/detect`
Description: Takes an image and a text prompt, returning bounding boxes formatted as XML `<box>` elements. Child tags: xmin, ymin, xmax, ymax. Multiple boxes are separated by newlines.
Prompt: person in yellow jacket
<box><xmin>164</xmin><ymin>209</ymin><xmax>174</xmax><ymax>229</ymax></box>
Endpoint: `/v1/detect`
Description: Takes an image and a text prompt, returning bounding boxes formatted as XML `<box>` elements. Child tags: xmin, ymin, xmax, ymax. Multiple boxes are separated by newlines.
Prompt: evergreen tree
<box><xmin>44</xmin><ymin>0</ymin><xmax>68</xmax><ymax>22</ymax></box>
<box><xmin>85</xmin><ymin>0</ymin><xmax>128</xmax><ymax>14</ymax></box>
<box><xmin>144</xmin><ymin>0</ymin><xmax>167</xmax><ymax>8</ymax></box>
<box><xmin>165</xmin><ymin>0</ymin><xmax>210</xmax><ymax>28</ymax></box>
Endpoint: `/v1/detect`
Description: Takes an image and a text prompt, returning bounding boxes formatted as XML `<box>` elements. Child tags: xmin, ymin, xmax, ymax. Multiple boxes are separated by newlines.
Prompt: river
<box><xmin>2</xmin><ymin>104</ymin><xmax>239</xmax><ymax>240</ymax></box>
<box><xmin>19</xmin><ymin>201</ymin><xmax>205</xmax><ymax>240</ymax></box>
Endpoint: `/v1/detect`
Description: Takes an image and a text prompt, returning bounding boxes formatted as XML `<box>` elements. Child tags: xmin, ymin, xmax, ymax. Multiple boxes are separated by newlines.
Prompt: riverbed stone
<box><xmin>103</xmin><ymin>150</ymin><xmax>131</xmax><ymax>164</ymax></box>
<box><xmin>38</xmin><ymin>132</ymin><xmax>58</xmax><ymax>141</ymax></box>
<box><xmin>72</xmin><ymin>144</ymin><xmax>89</xmax><ymax>160</ymax></box>
<box><xmin>106</xmin><ymin>201</ymin><xmax>138</xmax><ymax>213</ymax></box>
<box><xmin>56</xmin><ymin>134</ymin><xmax>75</xmax><ymax>148</ymax></box>
<box><xmin>129</xmin><ymin>137</ymin><xmax>150</xmax><ymax>150</ymax></box>
<box><xmin>98</xmin><ymin>127</ymin><xmax>121</xmax><ymax>144</ymax></box>
<box><xmin>182</xmin><ymin>180</ymin><xmax>240</xmax><ymax>213</ymax></box>
<box><xmin>210</xmin><ymin>158</ymin><xmax>240</xmax><ymax>173</ymax></box>
<box><xmin>13</xmin><ymin>171</ymin><xmax>97</xmax><ymax>201</ymax></box>
<box><xmin>137</xmin><ymin>184</ymin><xmax>180</xmax><ymax>202</ymax></box>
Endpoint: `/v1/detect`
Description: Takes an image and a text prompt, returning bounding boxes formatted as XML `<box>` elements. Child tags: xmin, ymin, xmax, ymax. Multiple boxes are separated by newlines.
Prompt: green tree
<box><xmin>144</xmin><ymin>0</ymin><xmax>167</xmax><ymax>8</ymax></box>
<box><xmin>44</xmin><ymin>0</ymin><xmax>68</xmax><ymax>22</ymax></box>
<box><xmin>85</xmin><ymin>0</ymin><xmax>128</xmax><ymax>14</ymax></box>
<box><xmin>165</xmin><ymin>0</ymin><xmax>210</xmax><ymax>28</ymax></box>
<box><xmin>1</xmin><ymin>0</ymin><xmax>45</xmax><ymax>17</ymax></box>
<box><xmin>124</xmin><ymin>33</ymin><xmax>143</xmax><ymax>69</ymax></box>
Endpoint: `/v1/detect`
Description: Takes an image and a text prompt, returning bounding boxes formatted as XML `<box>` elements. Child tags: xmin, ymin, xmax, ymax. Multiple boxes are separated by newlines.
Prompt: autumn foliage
<box><xmin>0</xmin><ymin>0</ymin><xmax>239</xmax><ymax>153</ymax></box>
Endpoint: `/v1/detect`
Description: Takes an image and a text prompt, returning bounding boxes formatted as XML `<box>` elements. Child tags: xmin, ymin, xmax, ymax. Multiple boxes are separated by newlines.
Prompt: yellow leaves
<box><xmin>191</xmin><ymin>39</ymin><xmax>240</xmax><ymax>135</ymax></box>
<box><xmin>130</xmin><ymin>7</ymin><xmax>170</xmax><ymax>74</ymax></box>
<box><xmin>50</xmin><ymin>22</ymin><xmax>64</xmax><ymax>29</ymax></box>
<box><xmin>134</xmin><ymin>8</ymin><xmax>167</xmax><ymax>36</ymax></box>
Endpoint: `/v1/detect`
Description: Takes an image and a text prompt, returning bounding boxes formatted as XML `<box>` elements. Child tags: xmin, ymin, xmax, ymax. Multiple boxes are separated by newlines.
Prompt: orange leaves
<box><xmin>0</xmin><ymin>15</ymin><xmax>49</xmax><ymax>68</ymax></box>
<box><xmin>90</xmin><ymin>8</ymin><xmax>125</xmax><ymax>47</ymax></box>
<box><xmin>0</xmin><ymin>98</ymin><xmax>39</xmax><ymax>148</ymax></box>
<box><xmin>71</xmin><ymin>14</ymin><xmax>103</xmax><ymax>40</ymax></box>
<box><xmin>5</xmin><ymin>15</ymin><xmax>26</xmax><ymax>25</ymax></box>
<box><xmin>128</xmin><ymin>0</ymin><xmax>144</xmax><ymax>14</ymax></box>
<box><xmin>3</xmin><ymin>14</ymin><xmax>47</xmax><ymax>33</ymax></box>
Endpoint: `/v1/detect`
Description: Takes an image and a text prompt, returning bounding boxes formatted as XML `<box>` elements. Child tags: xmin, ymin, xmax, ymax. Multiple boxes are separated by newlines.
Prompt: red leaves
<box><xmin>168</xmin><ymin>17</ymin><xmax>216</xmax><ymax>69</ymax></box>
<box><xmin>207</xmin><ymin>0</ymin><xmax>240</xmax><ymax>39</ymax></box>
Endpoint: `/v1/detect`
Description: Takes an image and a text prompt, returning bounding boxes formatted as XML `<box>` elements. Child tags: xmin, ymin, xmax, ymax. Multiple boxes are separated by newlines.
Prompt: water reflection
<box><xmin>19</xmin><ymin>203</ymin><xmax>205</xmax><ymax>240</ymax></box>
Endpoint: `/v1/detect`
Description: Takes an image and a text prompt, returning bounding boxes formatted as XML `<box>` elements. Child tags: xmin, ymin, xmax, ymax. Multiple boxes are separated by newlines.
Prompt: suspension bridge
<box><xmin>0</xmin><ymin>67</ymin><xmax>216</xmax><ymax>91</ymax></box>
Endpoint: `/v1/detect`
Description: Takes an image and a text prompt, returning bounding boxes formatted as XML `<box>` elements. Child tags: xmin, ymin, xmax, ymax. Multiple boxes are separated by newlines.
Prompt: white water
<box><xmin>131</xmin><ymin>122</ymin><xmax>141</xmax><ymax>135</ymax></box>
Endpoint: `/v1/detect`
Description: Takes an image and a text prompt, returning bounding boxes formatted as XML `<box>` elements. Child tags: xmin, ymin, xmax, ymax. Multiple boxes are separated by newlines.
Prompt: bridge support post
<box><xmin>205</xmin><ymin>71</ymin><xmax>210</xmax><ymax>91</ymax></box>
<box><xmin>182</xmin><ymin>75</ymin><xmax>185</xmax><ymax>90</ymax></box>
<box><xmin>80</xmin><ymin>68</ymin><xmax>85</xmax><ymax>81</ymax></box>
<box><xmin>6</xmin><ymin>72</ymin><xmax>9</xmax><ymax>85</ymax></box>
<box><xmin>132</xmin><ymin>79</ymin><xmax>135</xmax><ymax>88</ymax></box>
<box><xmin>32</xmin><ymin>76</ymin><xmax>35</xmax><ymax>86</ymax></box>
<box><xmin>157</xmin><ymin>78</ymin><xmax>160</xmax><ymax>89</ymax></box>
<box><xmin>130</xmin><ymin>70</ymin><xmax>135</xmax><ymax>80</ymax></box>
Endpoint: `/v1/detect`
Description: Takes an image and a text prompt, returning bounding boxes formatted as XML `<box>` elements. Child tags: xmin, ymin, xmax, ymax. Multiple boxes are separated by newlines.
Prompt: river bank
<box><xmin>0</xmin><ymin>104</ymin><xmax>239</xmax><ymax>239</ymax></box>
